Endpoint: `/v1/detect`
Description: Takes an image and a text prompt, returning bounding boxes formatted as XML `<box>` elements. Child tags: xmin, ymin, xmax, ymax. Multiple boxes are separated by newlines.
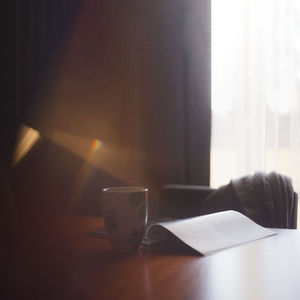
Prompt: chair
<box><xmin>160</xmin><ymin>172</ymin><xmax>298</xmax><ymax>229</ymax></box>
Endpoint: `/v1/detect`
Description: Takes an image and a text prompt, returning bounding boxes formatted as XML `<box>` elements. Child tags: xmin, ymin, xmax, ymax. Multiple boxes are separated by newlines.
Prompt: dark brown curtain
<box><xmin>4</xmin><ymin>0</ymin><xmax>211</xmax><ymax>219</ymax></box>
<box><xmin>18</xmin><ymin>0</ymin><xmax>82</xmax><ymax>131</ymax></box>
<box><xmin>183</xmin><ymin>0</ymin><xmax>211</xmax><ymax>185</ymax></box>
<box><xmin>19</xmin><ymin>0</ymin><xmax>211</xmax><ymax>186</ymax></box>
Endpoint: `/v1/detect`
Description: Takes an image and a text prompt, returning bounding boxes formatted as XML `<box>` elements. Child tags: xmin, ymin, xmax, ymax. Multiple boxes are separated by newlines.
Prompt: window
<box><xmin>211</xmin><ymin>0</ymin><xmax>300</xmax><ymax>226</ymax></box>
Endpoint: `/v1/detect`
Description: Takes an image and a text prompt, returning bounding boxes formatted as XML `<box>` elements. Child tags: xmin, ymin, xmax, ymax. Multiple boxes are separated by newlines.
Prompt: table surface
<box><xmin>10</xmin><ymin>217</ymin><xmax>300</xmax><ymax>300</ymax></box>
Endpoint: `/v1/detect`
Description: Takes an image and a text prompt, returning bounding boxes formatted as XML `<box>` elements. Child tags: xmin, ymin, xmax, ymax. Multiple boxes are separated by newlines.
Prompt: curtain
<box><xmin>211</xmin><ymin>0</ymin><xmax>300</xmax><ymax>222</ymax></box>
<box><xmin>183</xmin><ymin>0</ymin><xmax>211</xmax><ymax>185</ymax></box>
<box><xmin>18</xmin><ymin>0</ymin><xmax>82</xmax><ymax>130</ymax></box>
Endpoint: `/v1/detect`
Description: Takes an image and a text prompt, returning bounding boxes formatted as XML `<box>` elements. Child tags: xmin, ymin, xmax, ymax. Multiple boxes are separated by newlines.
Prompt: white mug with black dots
<box><xmin>101</xmin><ymin>186</ymin><xmax>148</xmax><ymax>252</ymax></box>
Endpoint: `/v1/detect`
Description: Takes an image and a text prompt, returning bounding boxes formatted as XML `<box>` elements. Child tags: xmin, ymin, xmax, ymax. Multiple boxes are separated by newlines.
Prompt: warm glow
<box><xmin>88</xmin><ymin>139</ymin><xmax>101</xmax><ymax>160</ymax></box>
<box><xmin>50</xmin><ymin>131</ymin><xmax>102</xmax><ymax>162</ymax></box>
<box><xmin>13</xmin><ymin>124</ymin><xmax>40</xmax><ymax>166</ymax></box>
<box><xmin>91</xmin><ymin>139</ymin><xmax>101</xmax><ymax>152</ymax></box>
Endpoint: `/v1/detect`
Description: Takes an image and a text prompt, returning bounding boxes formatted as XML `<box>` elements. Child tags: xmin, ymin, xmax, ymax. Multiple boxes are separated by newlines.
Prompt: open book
<box><xmin>144</xmin><ymin>210</ymin><xmax>277</xmax><ymax>255</ymax></box>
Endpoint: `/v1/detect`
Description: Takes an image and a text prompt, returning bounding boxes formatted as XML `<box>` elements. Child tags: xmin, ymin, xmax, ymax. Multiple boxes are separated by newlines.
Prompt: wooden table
<box><xmin>8</xmin><ymin>217</ymin><xmax>300</xmax><ymax>300</ymax></box>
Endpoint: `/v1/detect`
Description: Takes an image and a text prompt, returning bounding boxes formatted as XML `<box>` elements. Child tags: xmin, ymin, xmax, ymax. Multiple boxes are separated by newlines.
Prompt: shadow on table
<box><xmin>140</xmin><ymin>235</ymin><xmax>202</xmax><ymax>256</ymax></box>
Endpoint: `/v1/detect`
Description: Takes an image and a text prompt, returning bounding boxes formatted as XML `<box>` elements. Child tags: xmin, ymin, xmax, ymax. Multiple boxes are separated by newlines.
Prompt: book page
<box><xmin>145</xmin><ymin>210</ymin><xmax>277</xmax><ymax>255</ymax></box>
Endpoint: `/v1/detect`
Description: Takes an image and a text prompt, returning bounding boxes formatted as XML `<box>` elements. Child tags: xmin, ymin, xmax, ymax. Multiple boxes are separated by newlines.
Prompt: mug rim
<box><xmin>102</xmin><ymin>186</ymin><xmax>148</xmax><ymax>193</ymax></box>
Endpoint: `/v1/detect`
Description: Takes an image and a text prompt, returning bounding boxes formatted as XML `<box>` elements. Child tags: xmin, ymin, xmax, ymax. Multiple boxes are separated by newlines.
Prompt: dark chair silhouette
<box><xmin>160</xmin><ymin>172</ymin><xmax>298</xmax><ymax>229</ymax></box>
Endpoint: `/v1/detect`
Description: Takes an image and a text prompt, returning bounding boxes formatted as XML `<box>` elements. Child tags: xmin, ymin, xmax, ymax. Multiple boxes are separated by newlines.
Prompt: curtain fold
<box><xmin>183</xmin><ymin>0</ymin><xmax>211</xmax><ymax>185</ymax></box>
<box><xmin>18</xmin><ymin>0</ymin><xmax>82</xmax><ymax>129</ymax></box>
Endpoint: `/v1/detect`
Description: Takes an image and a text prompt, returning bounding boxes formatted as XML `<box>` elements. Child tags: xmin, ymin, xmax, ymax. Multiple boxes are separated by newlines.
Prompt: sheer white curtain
<box><xmin>211</xmin><ymin>0</ymin><xmax>300</xmax><ymax>224</ymax></box>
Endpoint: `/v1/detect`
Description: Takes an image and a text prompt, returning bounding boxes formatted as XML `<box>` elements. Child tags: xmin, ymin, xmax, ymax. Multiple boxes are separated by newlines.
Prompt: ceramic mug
<box><xmin>102</xmin><ymin>186</ymin><xmax>148</xmax><ymax>252</ymax></box>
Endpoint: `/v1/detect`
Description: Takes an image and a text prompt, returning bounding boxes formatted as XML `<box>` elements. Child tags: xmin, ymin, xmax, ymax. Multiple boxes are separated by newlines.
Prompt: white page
<box><xmin>145</xmin><ymin>210</ymin><xmax>277</xmax><ymax>255</ymax></box>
